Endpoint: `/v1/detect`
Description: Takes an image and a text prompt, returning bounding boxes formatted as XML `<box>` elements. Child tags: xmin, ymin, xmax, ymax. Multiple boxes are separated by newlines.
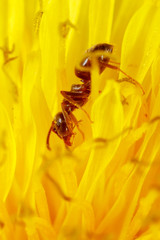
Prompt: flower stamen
<box><xmin>46</xmin><ymin>173</ymin><xmax>73</xmax><ymax>202</ymax></box>
<box><xmin>59</xmin><ymin>20</ymin><xmax>76</xmax><ymax>38</ymax></box>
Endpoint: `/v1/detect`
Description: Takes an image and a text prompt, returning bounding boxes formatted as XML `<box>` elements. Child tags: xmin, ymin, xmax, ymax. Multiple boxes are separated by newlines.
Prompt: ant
<box><xmin>46</xmin><ymin>43</ymin><xmax>144</xmax><ymax>150</ymax></box>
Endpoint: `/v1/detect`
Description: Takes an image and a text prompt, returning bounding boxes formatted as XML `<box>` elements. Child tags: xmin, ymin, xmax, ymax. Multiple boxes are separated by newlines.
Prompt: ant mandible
<box><xmin>46</xmin><ymin>43</ymin><xmax>143</xmax><ymax>150</ymax></box>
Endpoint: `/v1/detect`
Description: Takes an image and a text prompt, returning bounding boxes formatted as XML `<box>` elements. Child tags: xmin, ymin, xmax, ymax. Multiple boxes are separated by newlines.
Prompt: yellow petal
<box><xmin>0</xmin><ymin>102</ymin><xmax>16</xmax><ymax>201</ymax></box>
<box><xmin>89</xmin><ymin>0</ymin><xmax>115</xmax><ymax>45</ymax></box>
<box><xmin>121</xmin><ymin>1</ymin><xmax>160</xmax><ymax>84</ymax></box>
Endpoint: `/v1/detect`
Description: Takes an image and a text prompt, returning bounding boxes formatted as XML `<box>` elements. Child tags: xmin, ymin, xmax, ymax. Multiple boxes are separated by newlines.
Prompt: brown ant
<box><xmin>46</xmin><ymin>43</ymin><xmax>144</xmax><ymax>150</ymax></box>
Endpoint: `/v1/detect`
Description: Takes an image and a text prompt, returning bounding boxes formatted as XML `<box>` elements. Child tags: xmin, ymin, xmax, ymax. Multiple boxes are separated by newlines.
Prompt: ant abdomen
<box><xmin>75</xmin><ymin>43</ymin><xmax>114</xmax><ymax>81</ymax></box>
<box><xmin>87</xmin><ymin>43</ymin><xmax>113</xmax><ymax>53</ymax></box>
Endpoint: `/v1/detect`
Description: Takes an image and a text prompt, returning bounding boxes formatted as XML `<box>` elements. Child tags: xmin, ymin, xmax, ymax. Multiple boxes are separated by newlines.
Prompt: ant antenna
<box><xmin>46</xmin><ymin>125</ymin><xmax>52</xmax><ymax>150</ymax></box>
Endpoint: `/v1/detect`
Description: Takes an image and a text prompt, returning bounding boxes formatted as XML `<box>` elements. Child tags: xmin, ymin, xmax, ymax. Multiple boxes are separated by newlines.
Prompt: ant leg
<box><xmin>0</xmin><ymin>44</ymin><xmax>18</xmax><ymax>65</ymax></box>
<box><xmin>106</xmin><ymin>62</ymin><xmax>145</xmax><ymax>94</ymax></box>
<box><xmin>61</xmin><ymin>102</ymin><xmax>85</xmax><ymax>142</ymax></box>
<box><xmin>61</xmin><ymin>102</ymin><xmax>75</xmax><ymax>133</ymax></box>
<box><xmin>109</xmin><ymin>60</ymin><xmax>120</xmax><ymax>65</ymax></box>
<box><xmin>3</xmin><ymin>56</ymin><xmax>18</xmax><ymax>65</ymax></box>
<box><xmin>69</xmin><ymin>112</ymin><xmax>85</xmax><ymax>141</ymax></box>
<box><xmin>61</xmin><ymin>91</ymin><xmax>93</xmax><ymax>123</ymax></box>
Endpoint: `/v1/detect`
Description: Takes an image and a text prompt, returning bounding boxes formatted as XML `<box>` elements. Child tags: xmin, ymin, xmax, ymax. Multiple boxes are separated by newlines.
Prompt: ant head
<box><xmin>46</xmin><ymin>112</ymin><xmax>74</xmax><ymax>150</ymax></box>
<box><xmin>53</xmin><ymin>112</ymin><xmax>70</xmax><ymax>138</ymax></box>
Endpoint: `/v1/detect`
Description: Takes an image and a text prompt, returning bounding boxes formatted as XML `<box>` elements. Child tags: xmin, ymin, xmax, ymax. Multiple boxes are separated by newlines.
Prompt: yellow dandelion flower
<box><xmin>1</xmin><ymin>0</ymin><xmax>160</xmax><ymax>239</ymax></box>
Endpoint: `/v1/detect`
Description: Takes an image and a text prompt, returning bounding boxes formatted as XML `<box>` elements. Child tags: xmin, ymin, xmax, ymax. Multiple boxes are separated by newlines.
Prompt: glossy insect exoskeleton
<box><xmin>47</xmin><ymin>112</ymin><xmax>74</xmax><ymax>147</ymax></box>
<box><xmin>46</xmin><ymin>43</ymin><xmax>143</xmax><ymax>149</ymax></box>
